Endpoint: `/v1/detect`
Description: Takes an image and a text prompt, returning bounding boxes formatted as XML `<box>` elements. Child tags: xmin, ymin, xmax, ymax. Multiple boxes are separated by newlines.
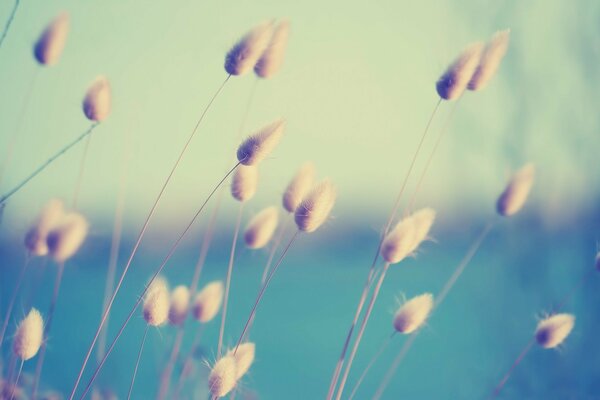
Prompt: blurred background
<box><xmin>0</xmin><ymin>0</ymin><xmax>599</xmax><ymax>399</ymax></box>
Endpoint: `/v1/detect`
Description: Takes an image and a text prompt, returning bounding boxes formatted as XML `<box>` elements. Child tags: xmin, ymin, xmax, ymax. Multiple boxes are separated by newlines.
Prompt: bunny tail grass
<box><xmin>67</xmin><ymin>76</ymin><xmax>231</xmax><ymax>400</ymax></box>
<box><xmin>156</xmin><ymin>329</ymin><xmax>185</xmax><ymax>400</ymax></box>
<box><xmin>0</xmin><ymin>0</ymin><xmax>20</xmax><ymax>50</ymax></box>
<box><xmin>127</xmin><ymin>324</ymin><xmax>149</xmax><ymax>400</ymax></box>
<box><xmin>217</xmin><ymin>203</ymin><xmax>245</xmax><ymax>357</ymax></box>
<box><xmin>335</xmin><ymin>263</ymin><xmax>391</xmax><ymax>400</ymax></box>
<box><xmin>373</xmin><ymin>223</ymin><xmax>493</xmax><ymax>399</ymax></box>
<box><xmin>233</xmin><ymin>231</ymin><xmax>300</xmax><ymax>353</ymax></box>
<box><xmin>488</xmin><ymin>339</ymin><xmax>535</xmax><ymax>399</ymax></box>
<box><xmin>0</xmin><ymin>123</ymin><xmax>98</xmax><ymax>205</ymax></box>
<box><xmin>347</xmin><ymin>332</ymin><xmax>395</xmax><ymax>400</ymax></box>
<box><xmin>0</xmin><ymin>254</ymin><xmax>31</xmax><ymax>348</ymax></box>
<box><xmin>76</xmin><ymin>162</ymin><xmax>240</xmax><ymax>400</ymax></box>
<box><xmin>32</xmin><ymin>262</ymin><xmax>65</xmax><ymax>399</ymax></box>
<box><xmin>326</xmin><ymin>98</ymin><xmax>441</xmax><ymax>400</ymax></box>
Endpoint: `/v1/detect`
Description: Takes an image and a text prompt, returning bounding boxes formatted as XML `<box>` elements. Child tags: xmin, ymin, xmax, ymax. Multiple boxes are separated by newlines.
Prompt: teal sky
<box><xmin>0</xmin><ymin>0</ymin><xmax>598</xmax><ymax>236</ymax></box>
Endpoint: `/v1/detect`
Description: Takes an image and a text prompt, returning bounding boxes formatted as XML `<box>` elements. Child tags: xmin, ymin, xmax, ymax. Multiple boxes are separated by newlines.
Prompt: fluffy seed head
<box><xmin>436</xmin><ymin>42</ymin><xmax>484</xmax><ymax>100</ymax></box>
<box><xmin>410</xmin><ymin>208</ymin><xmax>436</xmax><ymax>250</ymax></box>
<box><xmin>231</xmin><ymin>165</ymin><xmax>258</xmax><ymax>202</ymax></box>
<box><xmin>283</xmin><ymin>162</ymin><xmax>316</xmax><ymax>213</ymax></box>
<box><xmin>227</xmin><ymin>342</ymin><xmax>256</xmax><ymax>380</ymax></box>
<box><xmin>381</xmin><ymin>217</ymin><xmax>415</xmax><ymax>264</ymax></box>
<box><xmin>193</xmin><ymin>281</ymin><xmax>224</xmax><ymax>322</ymax></box>
<box><xmin>168</xmin><ymin>285</ymin><xmax>191</xmax><ymax>326</ymax></box>
<box><xmin>13</xmin><ymin>308</ymin><xmax>44</xmax><ymax>360</ymax></box>
<box><xmin>33</xmin><ymin>12</ymin><xmax>69</xmax><ymax>66</ymax></box>
<box><xmin>208</xmin><ymin>355</ymin><xmax>238</xmax><ymax>397</ymax></box>
<box><xmin>24</xmin><ymin>199</ymin><xmax>65</xmax><ymax>256</ymax></box>
<box><xmin>143</xmin><ymin>277</ymin><xmax>169</xmax><ymax>326</ymax></box>
<box><xmin>46</xmin><ymin>212</ymin><xmax>89</xmax><ymax>262</ymax></box>
<box><xmin>468</xmin><ymin>30</ymin><xmax>510</xmax><ymax>91</ymax></box>
<box><xmin>496</xmin><ymin>163</ymin><xmax>535</xmax><ymax>217</ymax></box>
<box><xmin>294</xmin><ymin>180</ymin><xmax>336</xmax><ymax>233</ymax></box>
<box><xmin>535</xmin><ymin>313</ymin><xmax>575</xmax><ymax>349</ymax></box>
<box><xmin>225</xmin><ymin>21</ymin><xmax>273</xmax><ymax>76</ymax></box>
<box><xmin>83</xmin><ymin>76</ymin><xmax>112</xmax><ymax>122</ymax></box>
<box><xmin>254</xmin><ymin>20</ymin><xmax>290</xmax><ymax>78</ymax></box>
<box><xmin>244</xmin><ymin>207</ymin><xmax>279</xmax><ymax>249</ymax></box>
<box><xmin>237</xmin><ymin>119</ymin><xmax>285</xmax><ymax>166</ymax></box>
<box><xmin>393</xmin><ymin>293</ymin><xmax>434</xmax><ymax>334</ymax></box>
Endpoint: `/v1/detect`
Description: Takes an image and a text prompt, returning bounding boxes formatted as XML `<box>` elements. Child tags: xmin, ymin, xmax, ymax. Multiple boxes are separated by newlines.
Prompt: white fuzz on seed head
<box><xmin>381</xmin><ymin>208</ymin><xmax>436</xmax><ymax>264</ymax></box>
<box><xmin>237</xmin><ymin>119</ymin><xmax>286</xmax><ymax>166</ymax></box>
<box><xmin>244</xmin><ymin>207</ymin><xmax>279</xmax><ymax>249</ymax></box>
<box><xmin>496</xmin><ymin>163</ymin><xmax>535</xmax><ymax>217</ymax></box>
<box><xmin>393</xmin><ymin>293</ymin><xmax>434</xmax><ymax>334</ymax></box>
<box><xmin>225</xmin><ymin>21</ymin><xmax>274</xmax><ymax>76</ymax></box>
<box><xmin>410</xmin><ymin>208</ymin><xmax>436</xmax><ymax>249</ymax></box>
<box><xmin>294</xmin><ymin>180</ymin><xmax>337</xmax><ymax>233</ymax></box>
<box><xmin>46</xmin><ymin>212</ymin><xmax>89</xmax><ymax>263</ymax></box>
<box><xmin>24</xmin><ymin>198</ymin><xmax>65</xmax><ymax>256</ymax></box>
<box><xmin>143</xmin><ymin>277</ymin><xmax>170</xmax><ymax>326</ymax></box>
<box><xmin>283</xmin><ymin>162</ymin><xmax>315</xmax><ymax>213</ymax></box>
<box><xmin>13</xmin><ymin>308</ymin><xmax>44</xmax><ymax>361</ymax></box>
<box><xmin>168</xmin><ymin>285</ymin><xmax>191</xmax><ymax>326</ymax></box>
<box><xmin>535</xmin><ymin>313</ymin><xmax>575</xmax><ymax>349</ymax></box>
<box><xmin>436</xmin><ymin>42</ymin><xmax>484</xmax><ymax>100</ymax></box>
<box><xmin>227</xmin><ymin>342</ymin><xmax>256</xmax><ymax>380</ymax></box>
<box><xmin>193</xmin><ymin>281</ymin><xmax>224</xmax><ymax>323</ymax></box>
<box><xmin>231</xmin><ymin>165</ymin><xmax>259</xmax><ymax>202</ymax></box>
<box><xmin>83</xmin><ymin>76</ymin><xmax>112</xmax><ymax>122</ymax></box>
<box><xmin>34</xmin><ymin>12</ymin><xmax>70</xmax><ymax>66</ymax></box>
<box><xmin>208</xmin><ymin>355</ymin><xmax>238</xmax><ymax>397</ymax></box>
<box><xmin>468</xmin><ymin>30</ymin><xmax>510</xmax><ymax>91</ymax></box>
<box><xmin>254</xmin><ymin>20</ymin><xmax>290</xmax><ymax>79</ymax></box>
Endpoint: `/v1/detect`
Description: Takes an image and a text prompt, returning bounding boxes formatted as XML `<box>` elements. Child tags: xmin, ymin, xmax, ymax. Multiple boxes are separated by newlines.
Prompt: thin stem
<box><xmin>217</xmin><ymin>203</ymin><xmax>245</xmax><ymax>357</ymax></box>
<box><xmin>32</xmin><ymin>262</ymin><xmax>65</xmax><ymax>400</ymax></box>
<box><xmin>77</xmin><ymin>162</ymin><xmax>239</xmax><ymax>400</ymax></box>
<box><xmin>233</xmin><ymin>231</ymin><xmax>300</xmax><ymax>354</ymax></box>
<box><xmin>127</xmin><ymin>324</ymin><xmax>150</xmax><ymax>400</ymax></box>
<box><xmin>405</xmin><ymin>99</ymin><xmax>460</xmax><ymax>214</ymax></box>
<box><xmin>173</xmin><ymin>325</ymin><xmax>204</xmax><ymax>400</ymax></box>
<box><xmin>9</xmin><ymin>359</ymin><xmax>24</xmax><ymax>400</ymax></box>
<box><xmin>68</xmin><ymin>75</ymin><xmax>231</xmax><ymax>400</ymax></box>
<box><xmin>489</xmin><ymin>338</ymin><xmax>535</xmax><ymax>399</ymax></box>
<box><xmin>236</xmin><ymin>78</ymin><xmax>259</xmax><ymax>141</ymax></box>
<box><xmin>553</xmin><ymin>268</ymin><xmax>596</xmax><ymax>313</ymax></box>
<box><xmin>71</xmin><ymin>134</ymin><xmax>93</xmax><ymax>209</ymax></box>
<box><xmin>0</xmin><ymin>67</ymin><xmax>39</xmax><ymax>186</ymax></box>
<box><xmin>347</xmin><ymin>332</ymin><xmax>396</xmax><ymax>400</ymax></box>
<box><xmin>0</xmin><ymin>0</ymin><xmax>20</xmax><ymax>50</ymax></box>
<box><xmin>0</xmin><ymin>253</ymin><xmax>31</xmax><ymax>348</ymax></box>
<box><xmin>326</xmin><ymin>98</ymin><xmax>441</xmax><ymax>400</ymax></box>
<box><xmin>335</xmin><ymin>263</ymin><xmax>390</xmax><ymax>400</ymax></box>
<box><xmin>24</xmin><ymin>257</ymin><xmax>48</xmax><ymax>310</ymax></box>
<box><xmin>157</xmin><ymin>328</ymin><xmax>185</xmax><ymax>400</ymax></box>
<box><xmin>0</xmin><ymin>123</ymin><xmax>98</xmax><ymax>204</ymax></box>
<box><xmin>373</xmin><ymin>221</ymin><xmax>494</xmax><ymax>399</ymax></box>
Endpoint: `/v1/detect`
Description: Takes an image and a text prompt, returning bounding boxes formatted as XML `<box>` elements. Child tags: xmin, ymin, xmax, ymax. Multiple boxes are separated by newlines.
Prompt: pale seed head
<box><xmin>83</xmin><ymin>76</ymin><xmax>112</xmax><ymax>122</ymax></box>
<box><xmin>24</xmin><ymin>198</ymin><xmax>65</xmax><ymax>256</ymax></box>
<box><xmin>294</xmin><ymin>180</ymin><xmax>336</xmax><ymax>233</ymax></box>
<box><xmin>254</xmin><ymin>20</ymin><xmax>290</xmax><ymax>79</ymax></box>
<box><xmin>168</xmin><ymin>285</ymin><xmax>191</xmax><ymax>326</ymax></box>
<box><xmin>231</xmin><ymin>165</ymin><xmax>258</xmax><ymax>202</ymax></box>
<box><xmin>33</xmin><ymin>12</ymin><xmax>70</xmax><ymax>66</ymax></box>
<box><xmin>46</xmin><ymin>212</ymin><xmax>89</xmax><ymax>263</ymax></box>
<box><xmin>468</xmin><ymin>30</ymin><xmax>510</xmax><ymax>91</ymax></box>
<box><xmin>535</xmin><ymin>313</ymin><xmax>575</xmax><ymax>349</ymax></box>
<box><xmin>225</xmin><ymin>21</ymin><xmax>274</xmax><ymax>76</ymax></box>
<box><xmin>436</xmin><ymin>42</ymin><xmax>484</xmax><ymax>100</ymax></box>
<box><xmin>496</xmin><ymin>163</ymin><xmax>535</xmax><ymax>217</ymax></box>
<box><xmin>244</xmin><ymin>206</ymin><xmax>279</xmax><ymax>249</ymax></box>
<box><xmin>393</xmin><ymin>293</ymin><xmax>434</xmax><ymax>334</ymax></box>
<box><xmin>193</xmin><ymin>281</ymin><xmax>224</xmax><ymax>323</ymax></box>
<box><xmin>208</xmin><ymin>355</ymin><xmax>238</xmax><ymax>397</ymax></box>
<box><xmin>13</xmin><ymin>308</ymin><xmax>44</xmax><ymax>361</ymax></box>
<box><xmin>143</xmin><ymin>277</ymin><xmax>170</xmax><ymax>326</ymax></box>
<box><xmin>283</xmin><ymin>162</ymin><xmax>315</xmax><ymax>213</ymax></box>
<box><xmin>237</xmin><ymin>119</ymin><xmax>285</xmax><ymax>166</ymax></box>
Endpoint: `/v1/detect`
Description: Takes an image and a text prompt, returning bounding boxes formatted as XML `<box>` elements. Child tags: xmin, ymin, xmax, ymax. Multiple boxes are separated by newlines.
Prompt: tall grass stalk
<box><xmin>71</xmin><ymin>135</ymin><xmax>93</xmax><ymax>209</ymax></box>
<box><xmin>217</xmin><ymin>203</ymin><xmax>245</xmax><ymax>357</ymax></box>
<box><xmin>326</xmin><ymin>99</ymin><xmax>441</xmax><ymax>399</ymax></box>
<box><xmin>68</xmin><ymin>75</ymin><xmax>231</xmax><ymax>400</ymax></box>
<box><xmin>76</xmin><ymin>161</ymin><xmax>240</xmax><ymax>400</ymax></box>
<box><xmin>488</xmin><ymin>339</ymin><xmax>535</xmax><ymax>399</ymax></box>
<box><xmin>173</xmin><ymin>325</ymin><xmax>204</xmax><ymax>400</ymax></box>
<box><xmin>126</xmin><ymin>325</ymin><xmax>149</xmax><ymax>400</ymax></box>
<box><xmin>0</xmin><ymin>124</ymin><xmax>98</xmax><ymax>205</ymax></box>
<box><xmin>157</xmin><ymin>329</ymin><xmax>185</xmax><ymax>400</ymax></box>
<box><xmin>0</xmin><ymin>253</ymin><xmax>31</xmax><ymax>348</ymax></box>
<box><xmin>0</xmin><ymin>0</ymin><xmax>20</xmax><ymax>51</ymax></box>
<box><xmin>9</xmin><ymin>359</ymin><xmax>23</xmax><ymax>400</ymax></box>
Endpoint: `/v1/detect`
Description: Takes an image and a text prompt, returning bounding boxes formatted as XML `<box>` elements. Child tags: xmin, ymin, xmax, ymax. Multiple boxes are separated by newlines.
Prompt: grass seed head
<box><xmin>83</xmin><ymin>76</ymin><xmax>112</xmax><ymax>122</ymax></box>
<box><xmin>244</xmin><ymin>206</ymin><xmax>279</xmax><ymax>249</ymax></box>
<box><xmin>294</xmin><ymin>180</ymin><xmax>336</xmax><ymax>233</ymax></box>
<box><xmin>24</xmin><ymin>199</ymin><xmax>65</xmax><ymax>256</ymax></box>
<box><xmin>254</xmin><ymin>19</ymin><xmax>290</xmax><ymax>78</ymax></box>
<box><xmin>393</xmin><ymin>293</ymin><xmax>434</xmax><ymax>334</ymax></box>
<box><xmin>208</xmin><ymin>355</ymin><xmax>238</xmax><ymax>397</ymax></box>
<box><xmin>535</xmin><ymin>313</ymin><xmax>575</xmax><ymax>349</ymax></box>
<box><xmin>34</xmin><ymin>12</ymin><xmax>69</xmax><ymax>66</ymax></box>
<box><xmin>231</xmin><ymin>165</ymin><xmax>259</xmax><ymax>202</ymax></box>
<box><xmin>237</xmin><ymin>119</ymin><xmax>285</xmax><ymax>166</ymax></box>
<box><xmin>496</xmin><ymin>163</ymin><xmax>535</xmax><ymax>217</ymax></box>
<box><xmin>436</xmin><ymin>42</ymin><xmax>484</xmax><ymax>100</ymax></box>
<box><xmin>168</xmin><ymin>285</ymin><xmax>191</xmax><ymax>326</ymax></box>
<box><xmin>225</xmin><ymin>21</ymin><xmax>274</xmax><ymax>76</ymax></box>
<box><xmin>46</xmin><ymin>212</ymin><xmax>89</xmax><ymax>263</ymax></box>
<box><xmin>143</xmin><ymin>277</ymin><xmax>170</xmax><ymax>326</ymax></box>
<box><xmin>193</xmin><ymin>281</ymin><xmax>224</xmax><ymax>323</ymax></box>
<box><xmin>283</xmin><ymin>162</ymin><xmax>315</xmax><ymax>213</ymax></box>
<box><xmin>13</xmin><ymin>308</ymin><xmax>44</xmax><ymax>361</ymax></box>
<box><xmin>468</xmin><ymin>30</ymin><xmax>510</xmax><ymax>91</ymax></box>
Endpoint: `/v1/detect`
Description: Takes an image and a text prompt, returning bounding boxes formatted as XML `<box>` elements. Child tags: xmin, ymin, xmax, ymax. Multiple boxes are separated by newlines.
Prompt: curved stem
<box><xmin>326</xmin><ymin>98</ymin><xmax>441</xmax><ymax>399</ymax></box>
<box><xmin>68</xmin><ymin>75</ymin><xmax>231</xmax><ymax>400</ymax></box>
<box><xmin>71</xmin><ymin>134</ymin><xmax>93</xmax><ymax>209</ymax></box>
<box><xmin>0</xmin><ymin>123</ymin><xmax>98</xmax><ymax>204</ymax></box>
<box><xmin>372</xmin><ymin>332</ymin><xmax>418</xmax><ymax>400</ymax></box>
<box><xmin>335</xmin><ymin>263</ymin><xmax>390</xmax><ymax>400</ymax></box>
<box><xmin>157</xmin><ymin>328</ymin><xmax>185</xmax><ymax>400</ymax></box>
<box><xmin>347</xmin><ymin>332</ymin><xmax>395</xmax><ymax>400</ymax></box>
<box><xmin>489</xmin><ymin>339</ymin><xmax>535</xmax><ymax>399</ymax></box>
<box><xmin>32</xmin><ymin>262</ymin><xmax>65</xmax><ymax>400</ymax></box>
<box><xmin>0</xmin><ymin>253</ymin><xmax>31</xmax><ymax>348</ymax></box>
<box><xmin>0</xmin><ymin>0</ymin><xmax>20</xmax><ymax>50</ymax></box>
<box><xmin>77</xmin><ymin>162</ymin><xmax>239</xmax><ymax>400</ymax></box>
<box><xmin>9</xmin><ymin>359</ymin><xmax>24</xmax><ymax>400</ymax></box>
<box><xmin>127</xmin><ymin>324</ymin><xmax>150</xmax><ymax>400</ymax></box>
<box><xmin>233</xmin><ymin>231</ymin><xmax>299</xmax><ymax>354</ymax></box>
<box><xmin>217</xmin><ymin>203</ymin><xmax>245</xmax><ymax>357</ymax></box>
